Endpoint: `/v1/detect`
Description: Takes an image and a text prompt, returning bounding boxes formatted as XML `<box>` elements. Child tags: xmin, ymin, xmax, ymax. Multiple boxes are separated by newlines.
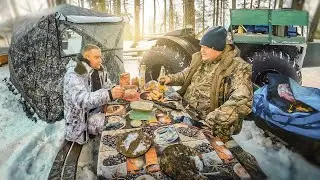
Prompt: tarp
<box><xmin>253</xmin><ymin>74</ymin><xmax>320</xmax><ymax>140</ymax></box>
<box><xmin>9</xmin><ymin>4</ymin><xmax>124</xmax><ymax>123</ymax></box>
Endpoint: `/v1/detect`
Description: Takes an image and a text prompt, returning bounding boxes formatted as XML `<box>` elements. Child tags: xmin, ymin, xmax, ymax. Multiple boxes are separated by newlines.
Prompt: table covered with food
<box><xmin>96</xmin><ymin>77</ymin><xmax>258</xmax><ymax>180</ymax></box>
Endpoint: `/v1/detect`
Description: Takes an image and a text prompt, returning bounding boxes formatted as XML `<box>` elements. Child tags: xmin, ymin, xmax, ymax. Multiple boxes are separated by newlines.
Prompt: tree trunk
<box><xmin>47</xmin><ymin>0</ymin><xmax>53</xmax><ymax>8</ymax></box>
<box><xmin>244</xmin><ymin>0</ymin><xmax>246</xmax><ymax>8</ymax></box>
<box><xmin>153</xmin><ymin>0</ymin><xmax>156</xmax><ymax>33</ymax></box>
<box><xmin>169</xmin><ymin>0</ymin><xmax>174</xmax><ymax>31</ymax></box>
<box><xmin>308</xmin><ymin>2</ymin><xmax>320</xmax><ymax>42</ymax></box>
<box><xmin>203</xmin><ymin>0</ymin><xmax>205</xmax><ymax>34</ymax></box>
<box><xmin>220</xmin><ymin>0</ymin><xmax>223</xmax><ymax>25</ymax></box>
<box><xmin>213</xmin><ymin>0</ymin><xmax>216</xmax><ymax>26</ymax></box>
<box><xmin>216</xmin><ymin>0</ymin><xmax>219</xmax><ymax>25</ymax></box>
<box><xmin>10</xmin><ymin>0</ymin><xmax>19</xmax><ymax>17</ymax></box>
<box><xmin>164</xmin><ymin>0</ymin><xmax>167</xmax><ymax>32</ymax></box>
<box><xmin>257</xmin><ymin>0</ymin><xmax>260</xmax><ymax>8</ymax></box>
<box><xmin>223</xmin><ymin>0</ymin><xmax>225</xmax><ymax>26</ymax></box>
<box><xmin>250</xmin><ymin>0</ymin><xmax>253</xmax><ymax>9</ymax></box>
<box><xmin>184</xmin><ymin>0</ymin><xmax>195</xmax><ymax>30</ymax></box>
<box><xmin>142</xmin><ymin>0</ymin><xmax>144</xmax><ymax>38</ymax></box>
<box><xmin>134</xmin><ymin>0</ymin><xmax>141</xmax><ymax>43</ymax></box>
<box><xmin>269</xmin><ymin>0</ymin><xmax>271</xmax><ymax>9</ymax></box>
<box><xmin>113</xmin><ymin>0</ymin><xmax>121</xmax><ymax>15</ymax></box>
<box><xmin>274</xmin><ymin>0</ymin><xmax>277</xmax><ymax>9</ymax></box>
<box><xmin>56</xmin><ymin>0</ymin><xmax>66</xmax><ymax>5</ymax></box>
<box><xmin>98</xmin><ymin>0</ymin><xmax>106</xmax><ymax>12</ymax></box>
<box><xmin>279</xmin><ymin>0</ymin><xmax>283</xmax><ymax>8</ymax></box>
<box><xmin>80</xmin><ymin>0</ymin><xmax>84</xmax><ymax>7</ymax></box>
<box><xmin>232</xmin><ymin>0</ymin><xmax>236</xmax><ymax>9</ymax></box>
<box><xmin>123</xmin><ymin>0</ymin><xmax>129</xmax><ymax>16</ymax></box>
<box><xmin>291</xmin><ymin>0</ymin><xmax>305</xmax><ymax>10</ymax></box>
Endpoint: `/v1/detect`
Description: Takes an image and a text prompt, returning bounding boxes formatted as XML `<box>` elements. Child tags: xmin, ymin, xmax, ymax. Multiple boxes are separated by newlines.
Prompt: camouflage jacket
<box><xmin>63</xmin><ymin>58</ymin><xmax>113</xmax><ymax>144</ymax></box>
<box><xmin>168</xmin><ymin>45</ymin><xmax>253</xmax><ymax>141</ymax></box>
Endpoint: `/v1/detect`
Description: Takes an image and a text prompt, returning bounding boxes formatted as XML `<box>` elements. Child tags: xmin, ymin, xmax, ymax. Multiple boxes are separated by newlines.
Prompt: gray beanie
<box><xmin>199</xmin><ymin>26</ymin><xmax>227</xmax><ymax>51</ymax></box>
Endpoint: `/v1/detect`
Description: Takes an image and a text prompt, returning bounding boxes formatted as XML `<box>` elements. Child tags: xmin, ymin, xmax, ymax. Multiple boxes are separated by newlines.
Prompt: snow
<box><xmin>0</xmin><ymin>65</ymin><xmax>65</xmax><ymax>180</ymax></box>
<box><xmin>233</xmin><ymin>121</ymin><xmax>320</xmax><ymax>180</ymax></box>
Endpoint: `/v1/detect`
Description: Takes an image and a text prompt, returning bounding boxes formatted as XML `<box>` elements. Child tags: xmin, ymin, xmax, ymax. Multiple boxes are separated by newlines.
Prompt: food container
<box><xmin>120</xmin><ymin>72</ymin><xmax>130</xmax><ymax>86</ymax></box>
<box><xmin>233</xmin><ymin>163</ymin><xmax>251</xmax><ymax>180</ymax></box>
<box><xmin>130</xmin><ymin>101</ymin><xmax>154</xmax><ymax>112</ymax></box>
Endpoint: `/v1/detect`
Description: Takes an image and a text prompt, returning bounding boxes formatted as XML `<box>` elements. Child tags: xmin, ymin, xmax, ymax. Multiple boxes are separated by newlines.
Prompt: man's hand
<box><xmin>200</xmin><ymin>121</ymin><xmax>214</xmax><ymax>139</ymax></box>
<box><xmin>159</xmin><ymin>76</ymin><xmax>172</xmax><ymax>85</ymax></box>
<box><xmin>111</xmin><ymin>85</ymin><xmax>124</xmax><ymax>99</ymax></box>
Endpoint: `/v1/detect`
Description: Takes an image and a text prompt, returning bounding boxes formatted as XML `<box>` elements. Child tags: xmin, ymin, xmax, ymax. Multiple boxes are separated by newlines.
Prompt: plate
<box><xmin>104</xmin><ymin>116</ymin><xmax>126</xmax><ymax>130</ymax></box>
<box><xmin>116</xmin><ymin>130</ymin><xmax>153</xmax><ymax>158</ymax></box>
<box><xmin>130</xmin><ymin>119</ymin><xmax>142</xmax><ymax>127</ymax></box>
<box><xmin>154</xmin><ymin>126</ymin><xmax>179</xmax><ymax>144</ymax></box>
<box><xmin>135</xmin><ymin>175</ymin><xmax>155</xmax><ymax>180</ymax></box>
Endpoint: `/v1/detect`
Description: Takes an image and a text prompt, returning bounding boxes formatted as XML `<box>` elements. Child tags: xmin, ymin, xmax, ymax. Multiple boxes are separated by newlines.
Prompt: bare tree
<box><xmin>279</xmin><ymin>0</ymin><xmax>283</xmax><ymax>8</ymax></box>
<box><xmin>133</xmin><ymin>0</ymin><xmax>141</xmax><ymax>45</ymax></box>
<box><xmin>223</xmin><ymin>0</ymin><xmax>225</xmax><ymax>25</ymax></box>
<box><xmin>250</xmin><ymin>0</ymin><xmax>253</xmax><ymax>9</ymax></box>
<box><xmin>213</xmin><ymin>0</ymin><xmax>216</xmax><ymax>26</ymax></box>
<box><xmin>99</xmin><ymin>0</ymin><xmax>107</xmax><ymax>12</ymax></box>
<box><xmin>220</xmin><ymin>0</ymin><xmax>223</xmax><ymax>25</ymax></box>
<box><xmin>232</xmin><ymin>0</ymin><xmax>236</xmax><ymax>9</ymax></box>
<box><xmin>56</xmin><ymin>0</ymin><xmax>67</xmax><ymax>5</ymax></box>
<box><xmin>216</xmin><ymin>0</ymin><xmax>219</xmax><ymax>25</ymax></box>
<box><xmin>184</xmin><ymin>0</ymin><xmax>195</xmax><ymax>29</ymax></box>
<box><xmin>243</xmin><ymin>0</ymin><xmax>246</xmax><ymax>8</ymax></box>
<box><xmin>142</xmin><ymin>0</ymin><xmax>144</xmax><ymax>38</ymax></box>
<box><xmin>291</xmin><ymin>0</ymin><xmax>305</xmax><ymax>10</ymax></box>
<box><xmin>269</xmin><ymin>0</ymin><xmax>271</xmax><ymax>8</ymax></box>
<box><xmin>47</xmin><ymin>0</ymin><xmax>54</xmax><ymax>8</ymax></box>
<box><xmin>169</xmin><ymin>0</ymin><xmax>174</xmax><ymax>31</ymax></box>
<box><xmin>308</xmin><ymin>2</ymin><xmax>320</xmax><ymax>42</ymax></box>
<box><xmin>202</xmin><ymin>0</ymin><xmax>205</xmax><ymax>33</ymax></box>
<box><xmin>257</xmin><ymin>0</ymin><xmax>260</xmax><ymax>8</ymax></box>
<box><xmin>123</xmin><ymin>0</ymin><xmax>130</xmax><ymax>18</ymax></box>
<box><xmin>279</xmin><ymin>0</ymin><xmax>283</xmax><ymax>9</ymax></box>
<box><xmin>274</xmin><ymin>0</ymin><xmax>277</xmax><ymax>9</ymax></box>
<box><xmin>164</xmin><ymin>0</ymin><xmax>167</xmax><ymax>32</ymax></box>
<box><xmin>9</xmin><ymin>0</ymin><xmax>19</xmax><ymax>17</ymax></box>
<box><xmin>113</xmin><ymin>0</ymin><xmax>121</xmax><ymax>15</ymax></box>
<box><xmin>154</xmin><ymin>0</ymin><xmax>156</xmax><ymax>33</ymax></box>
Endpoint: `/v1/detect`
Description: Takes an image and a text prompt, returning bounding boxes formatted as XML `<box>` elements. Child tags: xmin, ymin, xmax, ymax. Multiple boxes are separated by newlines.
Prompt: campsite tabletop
<box><xmin>96</xmin><ymin>84</ymin><xmax>266</xmax><ymax>180</ymax></box>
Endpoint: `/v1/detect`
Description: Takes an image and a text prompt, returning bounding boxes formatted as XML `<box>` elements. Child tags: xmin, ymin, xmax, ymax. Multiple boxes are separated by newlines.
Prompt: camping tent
<box><xmin>8</xmin><ymin>4</ymin><xmax>125</xmax><ymax>123</ymax></box>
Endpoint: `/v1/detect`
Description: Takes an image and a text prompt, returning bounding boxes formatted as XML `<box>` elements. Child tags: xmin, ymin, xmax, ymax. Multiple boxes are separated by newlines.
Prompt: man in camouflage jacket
<box><xmin>161</xmin><ymin>26</ymin><xmax>253</xmax><ymax>142</ymax></box>
<box><xmin>64</xmin><ymin>44</ymin><xmax>124</xmax><ymax>144</ymax></box>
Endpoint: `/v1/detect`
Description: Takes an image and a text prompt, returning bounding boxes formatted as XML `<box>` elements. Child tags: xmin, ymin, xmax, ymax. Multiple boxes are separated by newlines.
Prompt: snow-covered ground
<box><xmin>233</xmin><ymin>121</ymin><xmax>320</xmax><ymax>180</ymax></box>
<box><xmin>0</xmin><ymin>65</ymin><xmax>65</xmax><ymax>180</ymax></box>
<box><xmin>0</xmin><ymin>58</ymin><xmax>320</xmax><ymax>180</ymax></box>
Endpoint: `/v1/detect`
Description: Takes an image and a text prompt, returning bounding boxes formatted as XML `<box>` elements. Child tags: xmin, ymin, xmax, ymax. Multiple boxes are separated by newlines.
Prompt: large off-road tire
<box><xmin>141</xmin><ymin>46</ymin><xmax>188</xmax><ymax>82</ymax></box>
<box><xmin>245</xmin><ymin>50</ymin><xmax>301</xmax><ymax>86</ymax></box>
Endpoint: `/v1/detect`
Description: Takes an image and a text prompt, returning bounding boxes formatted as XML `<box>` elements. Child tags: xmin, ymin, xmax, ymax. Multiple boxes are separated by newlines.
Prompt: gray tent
<box><xmin>9</xmin><ymin>4</ymin><xmax>125</xmax><ymax>123</ymax></box>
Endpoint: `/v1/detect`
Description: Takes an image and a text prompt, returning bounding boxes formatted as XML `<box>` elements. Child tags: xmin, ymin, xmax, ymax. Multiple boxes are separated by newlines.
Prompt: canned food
<box><xmin>119</xmin><ymin>72</ymin><xmax>130</xmax><ymax>86</ymax></box>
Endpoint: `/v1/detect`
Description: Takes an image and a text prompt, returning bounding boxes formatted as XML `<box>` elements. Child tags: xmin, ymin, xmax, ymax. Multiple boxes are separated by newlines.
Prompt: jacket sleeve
<box><xmin>167</xmin><ymin>52</ymin><xmax>201</xmax><ymax>86</ymax></box>
<box><xmin>167</xmin><ymin>67</ymin><xmax>190</xmax><ymax>86</ymax></box>
<box><xmin>204</xmin><ymin>63</ymin><xmax>253</xmax><ymax>139</ymax></box>
<box><xmin>65</xmin><ymin>72</ymin><xmax>111</xmax><ymax>111</ymax></box>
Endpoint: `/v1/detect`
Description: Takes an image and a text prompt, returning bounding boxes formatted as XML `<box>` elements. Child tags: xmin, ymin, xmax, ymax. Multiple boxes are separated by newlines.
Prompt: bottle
<box><xmin>158</xmin><ymin>66</ymin><xmax>166</xmax><ymax>93</ymax></box>
<box><xmin>139</xmin><ymin>64</ymin><xmax>146</xmax><ymax>90</ymax></box>
<box><xmin>159</xmin><ymin>66</ymin><xmax>166</xmax><ymax>85</ymax></box>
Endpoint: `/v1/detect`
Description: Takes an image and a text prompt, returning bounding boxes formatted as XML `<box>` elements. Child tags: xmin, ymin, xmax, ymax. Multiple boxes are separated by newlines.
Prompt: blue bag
<box><xmin>253</xmin><ymin>74</ymin><xmax>320</xmax><ymax>140</ymax></box>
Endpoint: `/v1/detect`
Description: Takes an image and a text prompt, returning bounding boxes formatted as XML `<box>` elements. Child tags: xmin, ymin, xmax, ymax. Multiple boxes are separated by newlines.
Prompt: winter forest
<box><xmin>1</xmin><ymin>0</ymin><xmax>320</xmax><ymax>47</ymax></box>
